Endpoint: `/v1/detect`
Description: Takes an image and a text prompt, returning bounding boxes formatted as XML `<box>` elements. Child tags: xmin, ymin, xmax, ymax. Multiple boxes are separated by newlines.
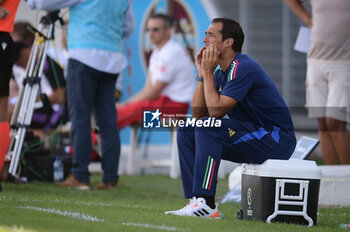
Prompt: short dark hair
<box><xmin>13</xmin><ymin>21</ymin><xmax>35</xmax><ymax>46</ymax></box>
<box><xmin>212</xmin><ymin>18</ymin><xmax>244</xmax><ymax>52</ymax></box>
<box><xmin>148</xmin><ymin>13</ymin><xmax>173</xmax><ymax>28</ymax></box>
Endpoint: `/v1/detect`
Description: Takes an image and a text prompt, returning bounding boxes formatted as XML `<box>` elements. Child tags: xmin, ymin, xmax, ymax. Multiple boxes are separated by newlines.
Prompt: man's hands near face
<box><xmin>201</xmin><ymin>45</ymin><xmax>220</xmax><ymax>78</ymax></box>
<box><xmin>195</xmin><ymin>46</ymin><xmax>206</xmax><ymax>77</ymax></box>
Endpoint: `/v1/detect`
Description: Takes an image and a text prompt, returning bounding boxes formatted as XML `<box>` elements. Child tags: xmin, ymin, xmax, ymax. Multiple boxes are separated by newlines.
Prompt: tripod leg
<box><xmin>7</xmin><ymin>20</ymin><xmax>56</xmax><ymax>177</ymax></box>
<box><xmin>8</xmin><ymin>128</ymin><xmax>26</xmax><ymax>175</ymax></box>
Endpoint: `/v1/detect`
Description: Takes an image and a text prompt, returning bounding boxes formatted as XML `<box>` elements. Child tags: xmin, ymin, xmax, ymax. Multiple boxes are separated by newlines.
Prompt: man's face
<box><xmin>203</xmin><ymin>22</ymin><xmax>225</xmax><ymax>52</ymax></box>
<box><xmin>146</xmin><ymin>18</ymin><xmax>169</xmax><ymax>45</ymax></box>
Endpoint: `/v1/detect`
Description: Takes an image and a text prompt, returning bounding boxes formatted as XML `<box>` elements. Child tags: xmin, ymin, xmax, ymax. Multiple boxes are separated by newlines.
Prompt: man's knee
<box><xmin>194</xmin><ymin>116</ymin><xmax>222</xmax><ymax>134</ymax></box>
<box><xmin>178</xmin><ymin>116</ymin><xmax>220</xmax><ymax>142</ymax></box>
<box><xmin>177</xmin><ymin>126</ymin><xmax>193</xmax><ymax>142</ymax></box>
<box><xmin>318</xmin><ymin>118</ymin><xmax>327</xmax><ymax>131</ymax></box>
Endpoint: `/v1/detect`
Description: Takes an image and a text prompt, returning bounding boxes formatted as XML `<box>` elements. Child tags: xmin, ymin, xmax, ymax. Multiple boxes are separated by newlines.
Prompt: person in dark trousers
<box><xmin>165</xmin><ymin>18</ymin><xmax>296</xmax><ymax>218</ymax></box>
<box><xmin>28</xmin><ymin>0</ymin><xmax>135</xmax><ymax>190</ymax></box>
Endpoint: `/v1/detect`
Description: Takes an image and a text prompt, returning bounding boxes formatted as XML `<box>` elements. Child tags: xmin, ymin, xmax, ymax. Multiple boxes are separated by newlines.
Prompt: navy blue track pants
<box><xmin>177</xmin><ymin>117</ymin><xmax>296</xmax><ymax>198</ymax></box>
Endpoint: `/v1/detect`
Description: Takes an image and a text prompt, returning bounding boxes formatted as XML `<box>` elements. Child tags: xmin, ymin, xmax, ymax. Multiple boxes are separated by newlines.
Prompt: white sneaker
<box><xmin>165</xmin><ymin>197</ymin><xmax>197</xmax><ymax>216</ymax></box>
<box><xmin>165</xmin><ymin>197</ymin><xmax>222</xmax><ymax>219</ymax></box>
<box><xmin>190</xmin><ymin>198</ymin><xmax>222</xmax><ymax>219</ymax></box>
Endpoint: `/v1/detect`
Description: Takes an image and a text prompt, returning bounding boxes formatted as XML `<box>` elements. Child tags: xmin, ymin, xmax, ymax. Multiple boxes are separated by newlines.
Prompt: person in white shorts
<box><xmin>286</xmin><ymin>0</ymin><xmax>350</xmax><ymax>164</ymax></box>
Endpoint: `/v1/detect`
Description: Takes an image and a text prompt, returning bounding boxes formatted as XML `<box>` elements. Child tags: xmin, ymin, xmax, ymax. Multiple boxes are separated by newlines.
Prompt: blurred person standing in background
<box><xmin>286</xmin><ymin>0</ymin><xmax>350</xmax><ymax>164</ymax></box>
<box><xmin>28</xmin><ymin>0</ymin><xmax>135</xmax><ymax>189</ymax></box>
<box><xmin>0</xmin><ymin>0</ymin><xmax>20</xmax><ymax>191</ymax></box>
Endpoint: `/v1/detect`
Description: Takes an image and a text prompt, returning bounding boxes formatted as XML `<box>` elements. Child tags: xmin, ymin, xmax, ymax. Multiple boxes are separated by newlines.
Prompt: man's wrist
<box><xmin>196</xmin><ymin>74</ymin><xmax>204</xmax><ymax>82</ymax></box>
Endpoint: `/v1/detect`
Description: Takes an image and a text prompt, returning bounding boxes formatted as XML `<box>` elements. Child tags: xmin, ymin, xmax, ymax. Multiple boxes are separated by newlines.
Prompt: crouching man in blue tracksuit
<box><xmin>165</xmin><ymin>18</ymin><xmax>296</xmax><ymax>219</ymax></box>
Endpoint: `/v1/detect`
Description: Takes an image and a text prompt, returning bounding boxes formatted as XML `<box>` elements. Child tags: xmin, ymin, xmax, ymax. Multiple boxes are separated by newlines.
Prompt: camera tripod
<box><xmin>6</xmin><ymin>11</ymin><xmax>64</xmax><ymax>178</ymax></box>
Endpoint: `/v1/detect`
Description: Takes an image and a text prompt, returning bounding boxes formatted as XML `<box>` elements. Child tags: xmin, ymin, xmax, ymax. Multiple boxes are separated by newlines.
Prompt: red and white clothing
<box><xmin>117</xmin><ymin>39</ymin><xmax>194</xmax><ymax>129</ymax></box>
<box><xmin>149</xmin><ymin>39</ymin><xmax>194</xmax><ymax>103</ymax></box>
<box><xmin>117</xmin><ymin>96</ymin><xmax>189</xmax><ymax>129</ymax></box>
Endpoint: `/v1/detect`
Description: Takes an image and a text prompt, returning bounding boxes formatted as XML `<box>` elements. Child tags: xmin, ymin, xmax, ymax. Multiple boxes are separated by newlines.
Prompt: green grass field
<box><xmin>0</xmin><ymin>174</ymin><xmax>349</xmax><ymax>232</ymax></box>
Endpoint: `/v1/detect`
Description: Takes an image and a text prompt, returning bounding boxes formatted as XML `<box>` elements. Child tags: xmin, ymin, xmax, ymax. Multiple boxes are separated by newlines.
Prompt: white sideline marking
<box><xmin>0</xmin><ymin>196</ymin><xmax>151</xmax><ymax>210</ymax></box>
<box><xmin>122</xmin><ymin>223</ymin><xmax>186</xmax><ymax>231</ymax></box>
<box><xmin>75</xmin><ymin>201</ymin><xmax>151</xmax><ymax>209</ymax></box>
<box><xmin>18</xmin><ymin>206</ymin><xmax>104</xmax><ymax>222</ymax></box>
